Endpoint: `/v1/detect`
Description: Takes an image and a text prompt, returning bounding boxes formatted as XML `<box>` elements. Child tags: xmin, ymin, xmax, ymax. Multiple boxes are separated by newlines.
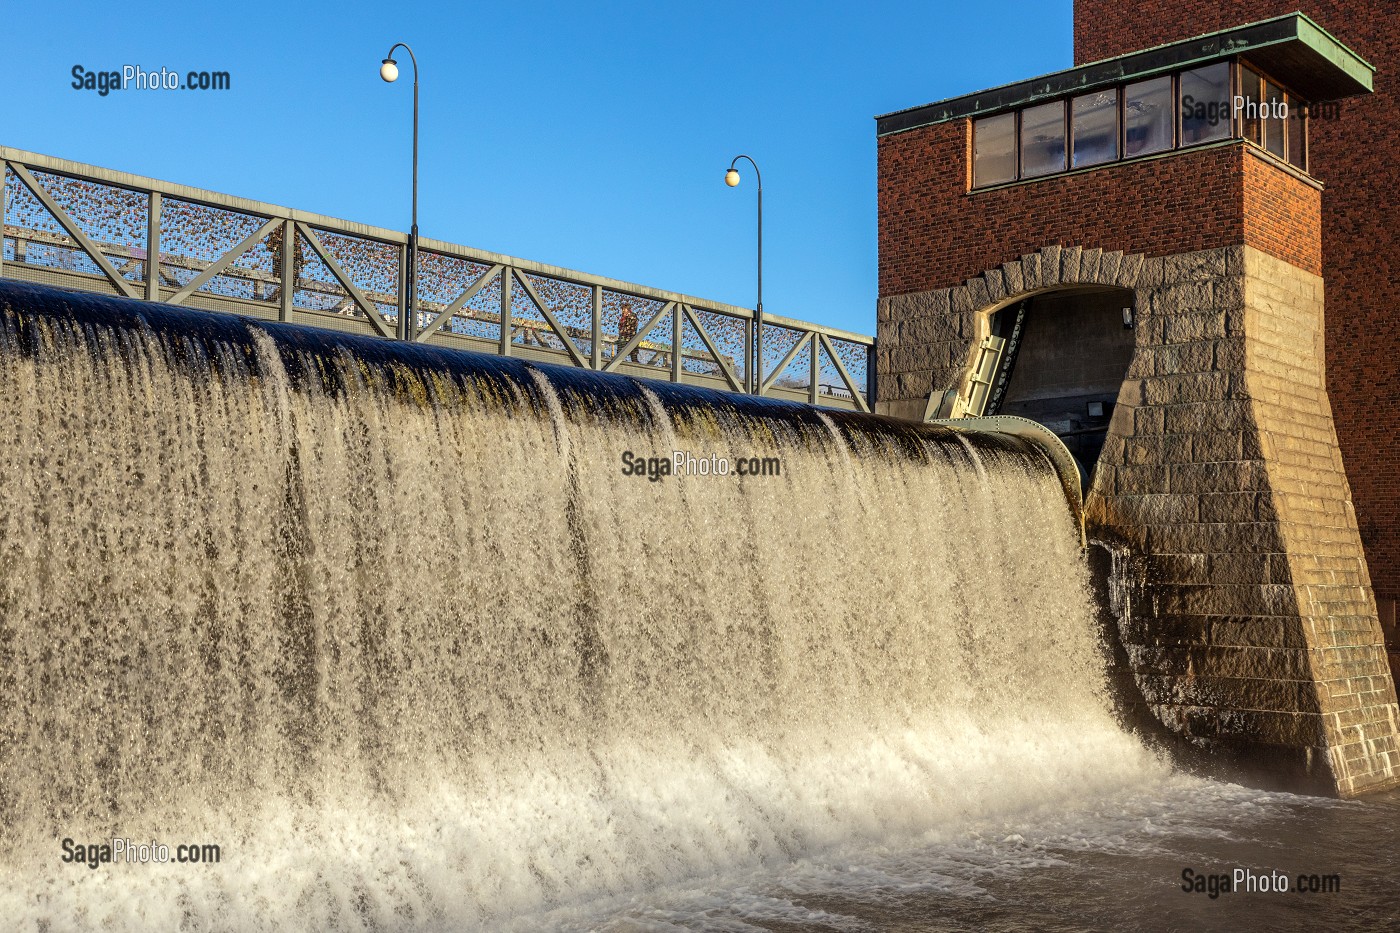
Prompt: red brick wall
<box><xmin>1242</xmin><ymin>156</ymin><xmax>1322</xmax><ymax>276</ymax></box>
<box><xmin>1074</xmin><ymin>1</ymin><xmax>1400</xmax><ymax>605</ymax></box>
<box><xmin>1072</xmin><ymin>1</ymin><xmax>1392</xmax><ymax>67</ymax></box>
<box><xmin>877</xmin><ymin>124</ymin><xmax>1322</xmax><ymax>298</ymax></box>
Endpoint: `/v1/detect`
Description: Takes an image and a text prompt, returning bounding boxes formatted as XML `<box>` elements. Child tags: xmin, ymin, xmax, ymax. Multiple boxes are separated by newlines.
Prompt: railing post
<box><xmin>809</xmin><ymin>330</ymin><xmax>820</xmax><ymax>405</ymax></box>
<box><xmin>397</xmin><ymin>241</ymin><xmax>409</xmax><ymax>339</ymax></box>
<box><xmin>866</xmin><ymin>342</ymin><xmax>877</xmax><ymax>411</ymax></box>
<box><xmin>499</xmin><ymin>268</ymin><xmax>512</xmax><ymax>356</ymax></box>
<box><xmin>671</xmin><ymin>303</ymin><xmax>684</xmax><ymax>383</ymax></box>
<box><xmin>746</xmin><ymin>315</ymin><xmax>756</xmax><ymax>393</ymax></box>
<box><xmin>145</xmin><ymin>191</ymin><xmax>161</xmax><ymax>301</ymax></box>
<box><xmin>0</xmin><ymin>160</ymin><xmax>7</xmax><ymax>282</ymax></box>
<box><xmin>279</xmin><ymin>218</ymin><xmax>295</xmax><ymax>323</ymax></box>
<box><xmin>590</xmin><ymin>285</ymin><xmax>603</xmax><ymax>370</ymax></box>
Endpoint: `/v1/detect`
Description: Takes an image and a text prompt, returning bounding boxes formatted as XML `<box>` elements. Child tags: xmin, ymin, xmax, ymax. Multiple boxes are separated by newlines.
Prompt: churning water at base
<box><xmin>7</xmin><ymin>281</ymin><xmax>1382</xmax><ymax>932</ymax></box>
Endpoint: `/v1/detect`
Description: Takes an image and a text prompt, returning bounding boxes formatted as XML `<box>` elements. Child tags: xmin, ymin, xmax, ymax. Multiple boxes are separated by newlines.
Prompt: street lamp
<box><xmin>380</xmin><ymin>42</ymin><xmax>419</xmax><ymax>341</ymax></box>
<box><xmin>724</xmin><ymin>155</ymin><xmax>762</xmax><ymax>394</ymax></box>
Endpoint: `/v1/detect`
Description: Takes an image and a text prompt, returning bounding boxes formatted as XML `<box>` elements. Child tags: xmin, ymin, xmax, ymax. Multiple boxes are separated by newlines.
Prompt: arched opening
<box><xmin>983</xmin><ymin>286</ymin><xmax>1136</xmax><ymax>475</ymax></box>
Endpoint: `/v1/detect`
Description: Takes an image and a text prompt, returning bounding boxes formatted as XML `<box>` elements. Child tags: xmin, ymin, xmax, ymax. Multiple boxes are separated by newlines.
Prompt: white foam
<box><xmin>0</xmin><ymin>306</ymin><xmax>1183</xmax><ymax>929</ymax></box>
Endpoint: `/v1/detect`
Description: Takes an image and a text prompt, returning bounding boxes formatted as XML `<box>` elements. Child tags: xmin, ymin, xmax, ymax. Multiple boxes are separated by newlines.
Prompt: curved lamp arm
<box><xmin>726</xmin><ymin>153</ymin><xmax>762</xmax><ymax>191</ymax></box>
<box><xmin>382</xmin><ymin>42</ymin><xmax>419</xmax><ymax>83</ymax></box>
<box><xmin>725</xmin><ymin>154</ymin><xmax>763</xmax><ymax>393</ymax></box>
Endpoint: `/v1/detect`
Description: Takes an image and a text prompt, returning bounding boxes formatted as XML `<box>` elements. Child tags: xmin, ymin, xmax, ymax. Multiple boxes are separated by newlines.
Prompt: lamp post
<box><xmin>380</xmin><ymin>43</ymin><xmax>419</xmax><ymax>341</ymax></box>
<box><xmin>724</xmin><ymin>155</ymin><xmax>762</xmax><ymax>394</ymax></box>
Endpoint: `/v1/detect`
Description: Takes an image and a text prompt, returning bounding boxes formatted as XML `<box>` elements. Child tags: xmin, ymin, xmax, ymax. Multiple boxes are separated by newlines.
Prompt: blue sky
<box><xmin>8</xmin><ymin>0</ymin><xmax>1072</xmax><ymax>336</ymax></box>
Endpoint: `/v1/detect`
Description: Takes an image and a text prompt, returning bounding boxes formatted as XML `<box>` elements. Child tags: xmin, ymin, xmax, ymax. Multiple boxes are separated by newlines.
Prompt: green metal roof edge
<box><xmin>875</xmin><ymin>12</ymin><xmax>1374</xmax><ymax>137</ymax></box>
<box><xmin>1296</xmin><ymin>13</ymin><xmax>1375</xmax><ymax>90</ymax></box>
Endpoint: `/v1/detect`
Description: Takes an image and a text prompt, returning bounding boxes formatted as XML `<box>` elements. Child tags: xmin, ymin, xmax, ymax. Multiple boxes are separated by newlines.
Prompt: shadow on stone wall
<box><xmin>1087</xmin><ymin>539</ymin><xmax>1340</xmax><ymax>796</ymax></box>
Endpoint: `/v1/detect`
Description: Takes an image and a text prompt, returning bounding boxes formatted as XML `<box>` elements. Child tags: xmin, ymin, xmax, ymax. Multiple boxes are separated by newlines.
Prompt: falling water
<box><xmin>0</xmin><ymin>281</ymin><xmax>1165</xmax><ymax>930</ymax></box>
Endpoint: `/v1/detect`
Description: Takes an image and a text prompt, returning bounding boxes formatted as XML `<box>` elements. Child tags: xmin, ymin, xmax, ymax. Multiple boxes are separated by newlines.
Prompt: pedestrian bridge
<box><xmin>0</xmin><ymin>146</ymin><xmax>873</xmax><ymax>411</ymax></box>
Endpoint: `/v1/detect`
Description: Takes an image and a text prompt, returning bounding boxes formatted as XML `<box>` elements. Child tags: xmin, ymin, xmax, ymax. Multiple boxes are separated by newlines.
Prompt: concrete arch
<box><xmin>875</xmin><ymin>244</ymin><xmax>1153</xmax><ymax>425</ymax></box>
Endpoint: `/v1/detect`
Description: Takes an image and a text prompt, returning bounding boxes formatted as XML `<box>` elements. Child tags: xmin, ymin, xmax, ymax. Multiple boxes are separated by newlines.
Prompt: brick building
<box><xmin>874</xmin><ymin>7</ymin><xmax>1399</xmax><ymax>795</ymax></box>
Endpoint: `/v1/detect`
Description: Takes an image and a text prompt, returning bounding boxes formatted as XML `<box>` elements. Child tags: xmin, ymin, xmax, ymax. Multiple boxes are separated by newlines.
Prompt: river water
<box><xmin>544</xmin><ymin>780</ymin><xmax>1400</xmax><ymax>931</ymax></box>
<box><xmin>1</xmin><ymin>281</ymin><xmax>1395</xmax><ymax>931</ymax></box>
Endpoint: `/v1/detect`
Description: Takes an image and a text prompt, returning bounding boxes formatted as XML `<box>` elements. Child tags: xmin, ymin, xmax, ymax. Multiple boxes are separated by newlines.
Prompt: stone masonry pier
<box><xmin>877</xmin><ymin>243</ymin><xmax>1400</xmax><ymax>796</ymax></box>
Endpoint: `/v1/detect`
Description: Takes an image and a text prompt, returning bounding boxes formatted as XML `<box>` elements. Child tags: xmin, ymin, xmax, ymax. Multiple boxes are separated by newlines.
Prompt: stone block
<box><xmin>1163</xmin><ymin>398</ymin><xmax>1256</xmax><ymax>433</ymax></box>
<box><xmin>1223</xmin><ymin>245</ymin><xmax>1247</xmax><ymax>277</ymax></box>
<box><xmin>1145</xmin><ymin>552</ymin><xmax>1209</xmax><ymax>582</ymax></box>
<box><xmin>1100</xmin><ymin>250</ymin><xmax>1123</xmax><ymax>284</ymax></box>
<box><xmin>1213</xmin><ymin>340</ymin><xmax>1247</xmax><ymax>371</ymax></box>
<box><xmin>1114</xmin><ymin>462</ymin><xmax>1171</xmax><ymax>493</ymax></box>
<box><xmin>1209</xmin><ymin>617</ymin><xmax>1310</xmax><ymax>651</ymax></box>
<box><xmin>1207</xmin><ymin>553</ymin><xmax>1277</xmax><ymax>584</ymax></box>
<box><xmin>1214</xmin><ymin>275</ymin><xmax>1246</xmax><ymax>311</ymax></box>
<box><xmin>1196</xmin><ymin>643</ymin><xmax>1315</xmax><ymax>681</ymax></box>
<box><xmin>1125</xmin><ymin>352</ymin><xmax>1155</xmax><ymax>380</ymax></box>
<box><xmin>1019</xmin><ymin>253</ymin><xmax>1042</xmax><ymax>290</ymax></box>
<box><xmin>1150</xmin><ymin>280</ymin><xmax>1215</xmax><ymax>316</ymax></box>
<box><xmin>889</xmin><ymin>346</ymin><xmax>923</xmax><ymax>371</ymax></box>
<box><xmin>1117</xmin><ymin>253</ymin><xmax>1145</xmax><ymax>287</ymax></box>
<box><xmin>1214</xmin><ymin>708</ymin><xmax>1326</xmax><ymax>746</ymax></box>
<box><xmin>1001</xmin><ymin>260</ymin><xmax>1024</xmax><ymax>295</ymax></box>
<box><xmin>951</xmin><ymin>286</ymin><xmax>979</xmax><ymax>316</ymax></box>
<box><xmin>983</xmin><ymin>269</ymin><xmax>1006</xmax><ymax>303</ymax></box>
<box><xmin>1060</xmin><ymin>246</ymin><xmax>1082</xmax><ymax>283</ymax></box>
<box><xmin>900</xmin><ymin>315</ymin><xmax>959</xmax><ymax>345</ymax></box>
<box><xmin>1164</xmin><ymin>249</ymin><xmax>1229</xmax><ymax>282</ymax></box>
<box><xmin>1163</xmin><ymin>312</ymin><xmax>1227</xmax><ymax>343</ymax></box>
<box><xmin>923</xmin><ymin>289</ymin><xmax>952</xmax><ymax>317</ymax></box>
<box><xmin>1120</xmin><ymin>436</ymin><xmax>1173</xmax><ymax>466</ymax></box>
<box><xmin>1137</xmin><ymin>257</ymin><xmax>1165</xmax><ymax>288</ymax></box>
<box><xmin>1197</xmin><ymin>491</ymin><xmax>1260</xmax><ymax>523</ymax></box>
<box><xmin>1134</xmin><ymin>406</ymin><xmax>1165</xmax><ymax>435</ymax></box>
<box><xmin>1154</xmin><ymin>341</ymin><xmax>1216</xmax><ymax>376</ymax></box>
<box><xmin>1168</xmin><ymin>461</ymin><xmax>1271</xmax><ymax>495</ymax></box>
<box><xmin>1040</xmin><ymin>245</ymin><xmax>1062</xmax><ymax>286</ymax></box>
<box><xmin>1190</xmin><ymin>431</ymin><xmax>1247</xmax><ymax>464</ymax></box>
<box><xmin>962</xmin><ymin>276</ymin><xmax>990</xmax><ymax>311</ymax></box>
<box><xmin>895</xmin><ymin>370</ymin><xmax>932</xmax><ymax>398</ymax></box>
<box><xmin>1115</xmin><ymin>492</ymin><xmax>1198</xmax><ymax>524</ymax></box>
<box><xmin>1143</xmin><ymin>372</ymin><xmax>1231</xmax><ymax>405</ymax></box>
<box><xmin>877</xmin><ymin>318</ymin><xmax>899</xmax><ymax>346</ymax></box>
<box><xmin>1080</xmin><ymin>247</ymin><xmax>1103</xmax><ymax>282</ymax></box>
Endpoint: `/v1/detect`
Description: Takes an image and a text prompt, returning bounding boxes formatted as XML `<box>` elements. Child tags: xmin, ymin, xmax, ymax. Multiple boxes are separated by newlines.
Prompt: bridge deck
<box><xmin>0</xmin><ymin>146</ymin><xmax>872</xmax><ymax>410</ymax></box>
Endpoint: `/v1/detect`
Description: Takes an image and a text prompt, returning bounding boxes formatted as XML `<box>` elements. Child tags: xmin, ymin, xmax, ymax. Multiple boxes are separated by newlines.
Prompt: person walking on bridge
<box><xmin>616</xmin><ymin>302</ymin><xmax>639</xmax><ymax>363</ymax></box>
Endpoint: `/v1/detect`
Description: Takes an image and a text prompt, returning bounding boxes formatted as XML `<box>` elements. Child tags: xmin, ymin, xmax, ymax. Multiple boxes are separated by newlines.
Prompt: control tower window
<box><xmin>973</xmin><ymin>112</ymin><xmax>1017</xmax><ymax>187</ymax></box>
<box><xmin>1021</xmin><ymin>101</ymin><xmax>1068</xmax><ymax>177</ymax></box>
<box><xmin>1180</xmin><ymin>63</ymin><xmax>1232</xmax><ymax>145</ymax></box>
<box><xmin>1072</xmin><ymin>90</ymin><xmax>1119</xmax><ymax>167</ymax></box>
<box><xmin>1125</xmin><ymin>76</ymin><xmax>1174</xmax><ymax>157</ymax></box>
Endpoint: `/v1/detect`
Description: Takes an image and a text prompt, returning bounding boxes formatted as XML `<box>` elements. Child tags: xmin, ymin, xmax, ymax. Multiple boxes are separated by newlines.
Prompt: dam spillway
<box><xmin>0</xmin><ymin>280</ymin><xmax>1162</xmax><ymax>930</ymax></box>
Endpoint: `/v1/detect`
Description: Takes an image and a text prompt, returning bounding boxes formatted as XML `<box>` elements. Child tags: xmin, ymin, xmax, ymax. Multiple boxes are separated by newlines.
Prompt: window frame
<box><xmin>1122</xmin><ymin>73</ymin><xmax>1176</xmax><ymax>160</ymax></box>
<box><xmin>1238</xmin><ymin>58</ymin><xmax>1310</xmax><ymax>172</ymax></box>
<box><xmin>1018</xmin><ymin>98</ymin><xmax>1070</xmax><ymax>178</ymax></box>
<box><xmin>971</xmin><ymin>110</ymin><xmax>1020</xmax><ymax>188</ymax></box>
<box><xmin>1069</xmin><ymin>87</ymin><xmax>1120</xmax><ymax>170</ymax></box>
<box><xmin>1178</xmin><ymin>61</ymin><xmax>1234</xmax><ymax>149</ymax></box>
<box><xmin>968</xmin><ymin>56</ymin><xmax>1313</xmax><ymax>190</ymax></box>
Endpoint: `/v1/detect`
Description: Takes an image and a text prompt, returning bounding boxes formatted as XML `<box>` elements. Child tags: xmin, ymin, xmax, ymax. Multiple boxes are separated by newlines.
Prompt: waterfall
<box><xmin>0</xmin><ymin>281</ymin><xmax>1161</xmax><ymax>930</ymax></box>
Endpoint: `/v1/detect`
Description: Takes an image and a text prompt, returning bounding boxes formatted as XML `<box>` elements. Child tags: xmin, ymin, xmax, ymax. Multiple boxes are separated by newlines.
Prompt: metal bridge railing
<box><xmin>0</xmin><ymin>146</ymin><xmax>874</xmax><ymax>411</ymax></box>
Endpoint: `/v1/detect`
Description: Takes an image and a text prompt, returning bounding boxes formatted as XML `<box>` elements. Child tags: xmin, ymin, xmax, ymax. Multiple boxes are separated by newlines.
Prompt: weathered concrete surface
<box><xmin>877</xmin><ymin>244</ymin><xmax>1400</xmax><ymax>797</ymax></box>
